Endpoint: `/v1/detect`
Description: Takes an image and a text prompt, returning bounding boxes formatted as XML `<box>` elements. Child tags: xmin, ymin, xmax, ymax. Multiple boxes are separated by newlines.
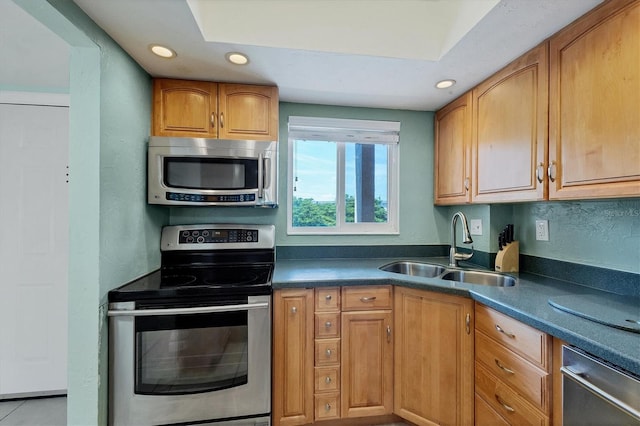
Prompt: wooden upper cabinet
<box><xmin>152</xmin><ymin>79</ymin><xmax>279</xmax><ymax>141</ymax></box>
<box><xmin>548</xmin><ymin>0</ymin><xmax>640</xmax><ymax>199</ymax></box>
<box><xmin>218</xmin><ymin>84</ymin><xmax>279</xmax><ymax>141</ymax></box>
<box><xmin>434</xmin><ymin>92</ymin><xmax>472</xmax><ymax>205</ymax></box>
<box><xmin>152</xmin><ymin>79</ymin><xmax>218</xmax><ymax>138</ymax></box>
<box><xmin>471</xmin><ymin>43</ymin><xmax>548</xmax><ymax>203</ymax></box>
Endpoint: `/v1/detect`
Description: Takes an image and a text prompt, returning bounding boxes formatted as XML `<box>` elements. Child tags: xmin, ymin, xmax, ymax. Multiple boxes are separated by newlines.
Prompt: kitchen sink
<box><xmin>440</xmin><ymin>270</ymin><xmax>516</xmax><ymax>287</ymax></box>
<box><xmin>379</xmin><ymin>261</ymin><xmax>446</xmax><ymax>278</ymax></box>
<box><xmin>379</xmin><ymin>261</ymin><xmax>516</xmax><ymax>287</ymax></box>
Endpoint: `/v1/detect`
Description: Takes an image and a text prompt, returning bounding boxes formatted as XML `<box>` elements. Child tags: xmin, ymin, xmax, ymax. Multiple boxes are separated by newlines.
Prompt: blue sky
<box><xmin>293</xmin><ymin>140</ymin><xmax>388</xmax><ymax>202</ymax></box>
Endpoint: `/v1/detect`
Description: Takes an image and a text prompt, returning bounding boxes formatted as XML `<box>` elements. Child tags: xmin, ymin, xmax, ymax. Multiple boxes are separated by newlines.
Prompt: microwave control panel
<box><xmin>166</xmin><ymin>192</ymin><xmax>256</xmax><ymax>203</ymax></box>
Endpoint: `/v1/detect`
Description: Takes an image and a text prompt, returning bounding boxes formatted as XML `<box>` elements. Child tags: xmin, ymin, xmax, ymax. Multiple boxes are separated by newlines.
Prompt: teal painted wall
<box><xmin>170</xmin><ymin>102</ymin><xmax>450</xmax><ymax>246</ymax></box>
<box><xmin>21</xmin><ymin>1</ymin><xmax>168</xmax><ymax>424</ymax></box>
<box><xmin>446</xmin><ymin>199</ymin><xmax>639</xmax><ymax>274</ymax></box>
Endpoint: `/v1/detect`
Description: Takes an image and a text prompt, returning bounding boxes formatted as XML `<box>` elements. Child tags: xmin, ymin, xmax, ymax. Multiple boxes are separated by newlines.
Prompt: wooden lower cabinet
<box><xmin>475</xmin><ymin>304</ymin><xmax>552</xmax><ymax>426</ymax></box>
<box><xmin>341</xmin><ymin>310</ymin><xmax>393</xmax><ymax>418</ymax></box>
<box><xmin>393</xmin><ymin>287</ymin><xmax>475</xmax><ymax>426</ymax></box>
<box><xmin>273</xmin><ymin>289</ymin><xmax>314</xmax><ymax>426</ymax></box>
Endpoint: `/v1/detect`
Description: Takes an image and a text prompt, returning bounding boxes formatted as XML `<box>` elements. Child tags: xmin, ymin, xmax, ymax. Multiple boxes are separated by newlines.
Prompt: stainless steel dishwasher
<box><xmin>562</xmin><ymin>345</ymin><xmax>640</xmax><ymax>425</ymax></box>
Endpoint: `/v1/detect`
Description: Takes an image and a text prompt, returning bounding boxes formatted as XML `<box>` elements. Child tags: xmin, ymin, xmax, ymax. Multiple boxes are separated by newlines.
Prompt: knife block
<box><xmin>495</xmin><ymin>241</ymin><xmax>519</xmax><ymax>272</ymax></box>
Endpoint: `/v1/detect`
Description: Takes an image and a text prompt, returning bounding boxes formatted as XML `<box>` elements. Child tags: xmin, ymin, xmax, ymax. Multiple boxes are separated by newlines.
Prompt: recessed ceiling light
<box><xmin>149</xmin><ymin>44</ymin><xmax>176</xmax><ymax>59</ymax></box>
<box><xmin>226</xmin><ymin>52</ymin><xmax>249</xmax><ymax>65</ymax></box>
<box><xmin>435</xmin><ymin>79</ymin><xmax>456</xmax><ymax>89</ymax></box>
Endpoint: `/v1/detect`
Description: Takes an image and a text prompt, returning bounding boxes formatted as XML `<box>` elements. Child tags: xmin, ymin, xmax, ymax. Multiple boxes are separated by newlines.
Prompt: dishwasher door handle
<box><xmin>108</xmin><ymin>302</ymin><xmax>269</xmax><ymax>317</ymax></box>
<box><xmin>561</xmin><ymin>366</ymin><xmax>640</xmax><ymax>421</ymax></box>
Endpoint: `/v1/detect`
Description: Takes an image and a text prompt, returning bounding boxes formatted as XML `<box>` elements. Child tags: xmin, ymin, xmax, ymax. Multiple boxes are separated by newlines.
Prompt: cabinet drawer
<box><xmin>315</xmin><ymin>287</ymin><xmax>340</xmax><ymax>312</ymax></box>
<box><xmin>314</xmin><ymin>366</ymin><xmax>340</xmax><ymax>393</ymax></box>
<box><xmin>476</xmin><ymin>304</ymin><xmax>551</xmax><ymax>371</ymax></box>
<box><xmin>342</xmin><ymin>285</ymin><xmax>392</xmax><ymax>310</ymax></box>
<box><xmin>476</xmin><ymin>363</ymin><xmax>549</xmax><ymax>426</ymax></box>
<box><xmin>315</xmin><ymin>312</ymin><xmax>340</xmax><ymax>338</ymax></box>
<box><xmin>476</xmin><ymin>393</ymin><xmax>509</xmax><ymax>426</ymax></box>
<box><xmin>476</xmin><ymin>331</ymin><xmax>550</xmax><ymax>412</ymax></box>
<box><xmin>315</xmin><ymin>338</ymin><xmax>340</xmax><ymax>366</ymax></box>
<box><xmin>315</xmin><ymin>393</ymin><xmax>340</xmax><ymax>420</ymax></box>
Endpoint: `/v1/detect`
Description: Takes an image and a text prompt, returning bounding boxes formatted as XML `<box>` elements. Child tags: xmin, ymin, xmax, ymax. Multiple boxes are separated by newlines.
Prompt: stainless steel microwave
<box><xmin>147</xmin><ymin>137</ymin><xmax>278</xmax><ymax>207</ymax></box>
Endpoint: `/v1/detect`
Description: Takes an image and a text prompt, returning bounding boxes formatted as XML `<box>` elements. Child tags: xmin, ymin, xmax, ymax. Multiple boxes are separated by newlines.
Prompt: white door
<box><xmin>0</xmin><ymin>102</ymin><xmax>69</xmax><ymax>397</ymax></box>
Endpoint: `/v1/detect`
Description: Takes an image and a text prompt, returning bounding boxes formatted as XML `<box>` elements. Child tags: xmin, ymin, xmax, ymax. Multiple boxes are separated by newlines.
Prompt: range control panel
<box><xmin>178</xmin><ymin>228</ymin><xmax>258</xmax><ymax>244</ymax></box>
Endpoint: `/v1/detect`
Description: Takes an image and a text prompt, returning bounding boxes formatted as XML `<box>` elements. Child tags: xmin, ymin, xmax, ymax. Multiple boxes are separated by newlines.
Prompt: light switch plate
<box><xmin>470</xmin><ymin>219</ymin><xmax>482</xmax><ymax>236</ymax></box>
<box><xmin>535</xmin><ymin>219</ymin><xmax>549</xmax><ymax>241</ymax></box>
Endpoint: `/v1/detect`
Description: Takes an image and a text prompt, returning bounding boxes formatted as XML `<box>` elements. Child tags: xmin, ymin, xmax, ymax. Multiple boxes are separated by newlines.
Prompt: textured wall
<box><xmin>514</xmin><ymin>199</ymin><xmax>639</xmax><ymax>273</ymax></box>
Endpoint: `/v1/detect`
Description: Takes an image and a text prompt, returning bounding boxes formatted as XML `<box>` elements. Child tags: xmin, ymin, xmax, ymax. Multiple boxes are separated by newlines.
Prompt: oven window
<box><xmin>135</xmin><ymin>310</ymin><xmax>248</xmax><ymax>395</ymax></box>
<box><xmin>164</xmin><ymin>157</ymin><xmax>258</xmax><ymax>190</ymax></box>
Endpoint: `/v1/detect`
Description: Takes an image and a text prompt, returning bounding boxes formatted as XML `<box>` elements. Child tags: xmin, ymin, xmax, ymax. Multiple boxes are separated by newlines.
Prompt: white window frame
<box><xmin>287</xmin><ymin>116</ymin><xmax>400</xmax><ymax>235</ymax></box>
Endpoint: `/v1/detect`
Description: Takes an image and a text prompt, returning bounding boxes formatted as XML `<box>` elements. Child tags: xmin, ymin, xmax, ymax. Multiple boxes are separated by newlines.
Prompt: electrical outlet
<box><xmin>535</xmin><ymin>219</ymin><xmax>549</xmax><ymax>241</ymax></box>
<box><xmin>470</xmin><ymin>219</ymin><xmax>482</xmax><ymax>236</ymax></box>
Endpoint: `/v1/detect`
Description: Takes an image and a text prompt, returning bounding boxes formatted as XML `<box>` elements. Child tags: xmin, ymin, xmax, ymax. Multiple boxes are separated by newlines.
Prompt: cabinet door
<box><xmin>152</xmin><ymin>79</ymin><xmax>218</xmax><ymax>137</ymax></box>
<box><xmin>548</xmin><ymin>0</ymin><xmax>640</xmax><ymax>199</ymax></box>
<box><xmin>434</xmin><ymin>92</ymin><xmax>472</xmax><ymax>205</ymax></box>
<box><xmin>273</xmin><ymin>289</ymin><xmax>314</xmax><ymax>426</ymax></box>
<box><xmin>472</xmin><ymin>43</ymin><xmax>548</xmax><ymax>203</ymax></box>
<box><xmin>218</xmin><ymin>84</ymin><xmax>279</xmax><ymax>141</ymax></box>
<box><xmin>394</xmin><ymin>287</ymin><xmax>474</xmax><ymax>426</ymax></box>
<box><xmin>341</xmin><ymin>310</ymin><xmax>393</xmax><ymax>418</ymax></box>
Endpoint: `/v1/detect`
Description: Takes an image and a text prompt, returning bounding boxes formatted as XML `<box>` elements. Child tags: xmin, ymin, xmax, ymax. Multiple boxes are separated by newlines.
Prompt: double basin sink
<box><xmin>379</xmin><ymin>261</ymin><xmax>516</xmax><ymax>287</ymax></box>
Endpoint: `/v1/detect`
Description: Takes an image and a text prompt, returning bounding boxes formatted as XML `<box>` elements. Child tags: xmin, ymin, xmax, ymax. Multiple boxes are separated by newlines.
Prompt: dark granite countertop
<box><xmin>273</xmin><ymin>256</ymin><xmax>640</xmax><ymax>377</ymax></box>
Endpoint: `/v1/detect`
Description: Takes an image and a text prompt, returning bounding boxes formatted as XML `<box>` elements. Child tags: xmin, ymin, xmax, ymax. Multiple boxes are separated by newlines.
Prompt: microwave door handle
<box><xmin>107</xmin><ymin>302</ymin><xmax>269</xmax><ymax>317</ymax></box>
<box><xmin>258</xmin><ymin>153</ymin><xmax>264</xmax><ymax>198</ymax></box>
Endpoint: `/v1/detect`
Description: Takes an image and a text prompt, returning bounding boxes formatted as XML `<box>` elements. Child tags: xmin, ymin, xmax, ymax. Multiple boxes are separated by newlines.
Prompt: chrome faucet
<box><xmin>449</xmin><ymin>211</ymin><xmax>474</xmax><ymax>267</ymax></box>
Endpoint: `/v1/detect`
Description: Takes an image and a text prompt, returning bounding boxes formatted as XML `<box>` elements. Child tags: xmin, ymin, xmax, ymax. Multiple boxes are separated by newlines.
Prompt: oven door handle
<box><xmin>107</xmin><ymin>302</ymin><xmax>269</xmax><ymax>317</ymax></box>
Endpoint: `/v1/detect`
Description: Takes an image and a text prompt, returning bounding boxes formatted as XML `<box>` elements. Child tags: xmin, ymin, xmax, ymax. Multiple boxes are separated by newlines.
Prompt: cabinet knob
<box><xmin>325</xmin><ymin>403</ymin><xmax>331</xmax><ymax>412</ymax></box>
<box><xmin>210</xmin><ymin>112</ymin><xmax>216</xmax><ymax>128</ymax></box>
<box><xmin>464</xmin><ymin>177</ymin><xmax>470</xmax><ymax>191</ymax></box>
<box><xmin>325</xmin><ymin>376</ymin><xmax>332</xmax><ymax>384</ymax></box>
<box><xmin>325</xmin><ymin>321</ymin><xmax>332</xmax><ymax>329</ymax></box>
<box><xmin>326</xmin><ymin>348</ymin><xmax>332</xmax><ymax>358</ymax></box>
<box><xmin>291</xmin><ymin>306</ymin><xmax>297</xmax><ymax>314</ymax></box>
<box><xmin>325</xmin><ymin>294</ymin><xmax>332</xmax><ymax>301</ymax></box>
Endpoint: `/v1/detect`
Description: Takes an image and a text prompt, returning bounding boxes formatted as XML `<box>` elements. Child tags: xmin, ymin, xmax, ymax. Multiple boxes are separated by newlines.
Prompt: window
<box><xmin>287</xmin><ymin>116</ymin><xmax>400</xmax><ymax>235</ymax></box>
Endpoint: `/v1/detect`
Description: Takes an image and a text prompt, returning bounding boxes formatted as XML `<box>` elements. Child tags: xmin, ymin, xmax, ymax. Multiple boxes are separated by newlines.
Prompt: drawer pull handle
<box><xmin>326</xmin><ymin>348</ymin><xmax>332</xmax><ymax>358</ymax></box>
<box><xmin>210</xmin><ymin>113</ymin><xmax>216</xmax><ymax>128</ymax></box>
<box><xmin>325</xmin><ymin>376</ymin><xmax>332</xmax><ymax>384</ymax></box>
<box><xmin>291</xmin><ymin>306</ymin><xmax>297</xmax><ymax>314</ymax></box>
<box><xmin>325</xmin><ymin>294</ymin><xmax>332</xmax><ymax>301</ymax></box>
<box><xmin>325</xmin><ymin>403</ymin><xmax>331</xmax><ymax>412</ymax></box>
<box><xmin>495</xmin><ymin>324</ymin><xmax>516</xmax><ymax>339</ymax></box>
<box><xmin>325</xmin><ymin>321</ymin><xmax>332</xmax><ymax>329</ymax></box>
<box><xmin>495</xmin><ymin>359</ymin><xmax>515</xmax><ymax>375</ymax></box>
<box><xmin>360</xmin><ymin>296</ymin><xmax>377</xmax><ymax>303</ymax></box>
<box><xmin>495</xmin><ymin>394</ymin><xmax>516</xmax><ymax>413</ymax></box>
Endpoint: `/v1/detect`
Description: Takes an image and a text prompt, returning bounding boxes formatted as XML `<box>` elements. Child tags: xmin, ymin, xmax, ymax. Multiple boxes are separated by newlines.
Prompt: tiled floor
<box><xmin>0</xmin><ymin>396</ymin><xmax>66</xmax><ymax>426</ymax></box>
<box><xmin>0</xmin><ymin>396</ymin><xmax>409</xmax><ymax>426</ymax></box>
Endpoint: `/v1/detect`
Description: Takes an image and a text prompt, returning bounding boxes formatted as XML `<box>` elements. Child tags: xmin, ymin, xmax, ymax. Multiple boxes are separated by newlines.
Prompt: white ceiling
<box><xmin>4</xmin><ymin>0</ymin><xmax>603</xmax><ymax>111</ymax></box>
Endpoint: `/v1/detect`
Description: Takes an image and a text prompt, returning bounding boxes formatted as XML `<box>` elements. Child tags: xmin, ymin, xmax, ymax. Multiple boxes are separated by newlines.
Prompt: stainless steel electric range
<box><xmin>108</xmin><ymin>224</ymin><xmax>274</xmax><ymax>426</ymax></box>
